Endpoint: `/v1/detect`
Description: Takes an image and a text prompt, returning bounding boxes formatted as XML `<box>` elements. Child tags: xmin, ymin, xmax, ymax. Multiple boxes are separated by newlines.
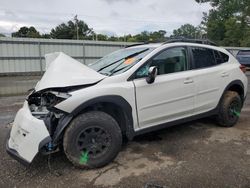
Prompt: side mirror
<box><xmin>146</xmin><ymin>66</ymin><xmax>158</xmax><ymax>84</ymax></box>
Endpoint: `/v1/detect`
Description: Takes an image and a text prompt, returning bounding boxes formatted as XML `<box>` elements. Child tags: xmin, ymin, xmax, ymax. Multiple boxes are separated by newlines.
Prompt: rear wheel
<box><xmin>63</xmin><ymin>111</ymin><xmax>122</xmax><ymax>169</ymax></box>
<box><xmin>216</xmin><ymin>91</ymin><xmax>242</xmax><ymax>127</ymax></box>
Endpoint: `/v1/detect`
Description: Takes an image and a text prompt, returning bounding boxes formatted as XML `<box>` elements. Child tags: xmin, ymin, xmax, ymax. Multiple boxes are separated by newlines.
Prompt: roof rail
<box><xmin>163</xmin><ymin>39</ymin><xmax>217</xmax><ymax>46</ymax></box>
<box><xmin>125</xmin><ymin>42</ymin><xmax>148</xmax><ymax>48</ymax></box>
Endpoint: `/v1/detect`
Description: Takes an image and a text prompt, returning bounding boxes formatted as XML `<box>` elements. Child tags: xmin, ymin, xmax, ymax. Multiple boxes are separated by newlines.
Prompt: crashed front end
<box><xmin>6</xmin><ymin>89</ymin><xmax>72</xmax><ymax>165</ymax></box>
<box><xmin>6</xmin><ymin>52</ymin><xmax>106</xmax><ymax>165</ymax></box>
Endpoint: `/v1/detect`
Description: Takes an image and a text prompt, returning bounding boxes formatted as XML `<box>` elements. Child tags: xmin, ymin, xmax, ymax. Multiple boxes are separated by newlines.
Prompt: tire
<box><xmin>63</xmin><ymin>111</ymin><xmax>122</xmax><ymax>169</ymax></box>
<box><xmin>216</xmin><ymin>91</ymin><xmax>242</xmax><ymax>127</ymax></box>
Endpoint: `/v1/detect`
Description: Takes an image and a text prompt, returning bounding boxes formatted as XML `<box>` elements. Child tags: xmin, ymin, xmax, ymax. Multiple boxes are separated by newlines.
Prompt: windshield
<box><xmin>89</xmin><ymin>47</ymin><xmax>155</xmax><ymax>76</ymax></box>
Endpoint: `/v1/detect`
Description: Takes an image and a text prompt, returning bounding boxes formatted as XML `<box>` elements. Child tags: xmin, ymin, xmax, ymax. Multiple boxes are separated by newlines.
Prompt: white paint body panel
<box><xmin>55</xmin><ymin>74</ymin><xmax>139</xmax><ymax>130</ymax></box>
<box><xmin>193</xmin><ymin>55</ymin><xmax>248</xmax><ymax>115</ymax></box>
<box><xmin>8</xmin><ymin>101</ymin><xmax>50</xmax><ymax>162</ymax></box>
<box><xmin>133</xmin><ymin>71</ymin><xmax>195</xmax><ymax>128</ymax></box>
<box><xmin>35</xmin><ymin>52</ymin><xmax>106</xmax><ymax>91</ymax></box>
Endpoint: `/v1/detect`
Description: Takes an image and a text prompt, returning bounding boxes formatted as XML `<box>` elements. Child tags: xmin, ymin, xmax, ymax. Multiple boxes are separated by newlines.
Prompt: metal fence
<box><xmin>0</xmin><ymin>37</ymin><xmax>134</xmax><ymax>96</ymax></box>
<box><xmin>0</xmin><ymin>37</ymin><xmax>133</xmax><ymax>75</ymax></box>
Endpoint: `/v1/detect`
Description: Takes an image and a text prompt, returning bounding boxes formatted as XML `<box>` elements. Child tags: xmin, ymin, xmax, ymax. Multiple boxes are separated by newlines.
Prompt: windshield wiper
<box><xmin>109</xmin><ymin>58</ymin><xmax>142</xmax><ymax>76</ymax></box>
<box><xmin>97</xmin><ymin>48</ymin><xmax>149</xmax><ymax>72</ymax></box>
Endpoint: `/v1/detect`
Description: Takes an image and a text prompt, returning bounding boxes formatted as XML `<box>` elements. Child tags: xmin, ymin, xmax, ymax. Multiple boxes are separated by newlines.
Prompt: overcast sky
<box><xmin>0</xmin><ymin>0</ymin><xmax>211</xmax><ymax>36</ymax></box>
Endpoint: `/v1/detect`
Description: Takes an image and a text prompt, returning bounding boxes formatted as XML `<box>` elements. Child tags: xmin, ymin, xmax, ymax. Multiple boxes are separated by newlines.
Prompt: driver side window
<box><xmin>135</xmin><ymin>47</ymin><xmax>188</xmax><ymax>78</ymax></box>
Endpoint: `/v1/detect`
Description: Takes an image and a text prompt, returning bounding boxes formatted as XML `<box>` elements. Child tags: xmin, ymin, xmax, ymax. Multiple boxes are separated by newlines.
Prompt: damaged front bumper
<box><xmin>6</xmin><ymin>101</ymin><xmax>51</xmax><ymax>165</ymax></box>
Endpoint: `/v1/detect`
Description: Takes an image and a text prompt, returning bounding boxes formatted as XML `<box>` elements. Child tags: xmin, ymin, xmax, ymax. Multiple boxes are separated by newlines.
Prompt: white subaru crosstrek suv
<box><xmin>6</xmin><ymin>40</ymin><xmax>248</xmax><ymax>168</ymax></box>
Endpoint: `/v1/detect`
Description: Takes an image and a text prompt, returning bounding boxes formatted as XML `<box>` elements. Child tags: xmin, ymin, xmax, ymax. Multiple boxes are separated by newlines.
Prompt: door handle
<box><xmin>184</xmin><ymin>78</ymin><xmax>193</xmax><ymax>84</ymax></box>
<box><xmin>221</xmin><ymin>72</ymin><xmax>229</xmax><ymax>77</ymax></box>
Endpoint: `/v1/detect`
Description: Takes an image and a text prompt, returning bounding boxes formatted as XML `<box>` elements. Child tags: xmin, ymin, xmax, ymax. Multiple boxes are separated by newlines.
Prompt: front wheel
<box><xmin>63</xmin><ymin>111</ymin><xmax>122</xmax><ymax>169</ymax></box>
<box><xmin>216</xmin><ymin>91</ymin><xmax>242</xmax><ymax>127</ymax></box>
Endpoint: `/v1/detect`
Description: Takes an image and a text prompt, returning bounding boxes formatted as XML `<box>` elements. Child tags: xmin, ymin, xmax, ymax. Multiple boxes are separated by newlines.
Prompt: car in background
<box><xmin>236</xmin><ymin>50</ymin><xmax>250</xmax><ymax>67</ymax></box>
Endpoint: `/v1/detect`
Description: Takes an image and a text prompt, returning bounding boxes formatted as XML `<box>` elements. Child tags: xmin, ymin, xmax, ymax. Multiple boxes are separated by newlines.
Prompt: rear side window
<box><xmin>213</xmin><ymin>50</ymin><xmax>223</xmax><ymax>64</ymax></box>
<box><xmin>191</xmin><ymin>47</ymin><xmax>216</xmax><ymax>69</ymax></box>
<box><xmin>237</xmin><ymin>50</ymin><xmax>250</xmax><ymax>55</ymax></box>
<box><xmin>220</xmin><ymin>52</ymin><xmax>229</xmax><ymax>63</ymax></box>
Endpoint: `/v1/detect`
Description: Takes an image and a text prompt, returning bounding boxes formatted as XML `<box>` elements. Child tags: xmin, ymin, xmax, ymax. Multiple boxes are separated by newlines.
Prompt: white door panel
<box><xmin>134</xmin><ymin>71</ymin><xmax>195</xmax><ymax>128</ymax></box>
<box><xmin>193</xmin><ymin>67</ymin><xmax>222</xmax><ymax>113</ymax></box>
<box><xmin>190</xmin><ymin>46</ymin><xmax>231</xmax><ymax>115</ymax></box>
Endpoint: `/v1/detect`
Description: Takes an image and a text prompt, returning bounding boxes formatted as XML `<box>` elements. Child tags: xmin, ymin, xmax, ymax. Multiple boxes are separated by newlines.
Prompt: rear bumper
<box><xmin>6</xmin><ymin>101</ymin><xmax>51</xmax><ymax>164</ymax></box>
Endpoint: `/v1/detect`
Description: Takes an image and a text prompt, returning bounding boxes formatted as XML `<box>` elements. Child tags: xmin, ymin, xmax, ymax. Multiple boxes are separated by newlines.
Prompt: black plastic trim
<box><xmin>52</xmin><ymin>95</ymin><xmax>135</xmax><ymax>142</ymax></box>
<box><xmin>163</xmin><ymin>39</ymin><xmax>217</xmax><ymax>46</ymax></box>
<box><xmin>38</xmin><ymin>136</ymin><xmax>52</xmax><ymax>149</ymax></box>
<box><xmin>223</xmin><ymin>80</ymin><xmax>245</xmax><ymax>101</ymax></box>
<box><xmin>53</xmin><ymin>115</ymin><xmax>74</xmax><ymax>143</ymax></box>
<box><xmin>134</xmin><ymin>108</ymin><xmax>218</xmax><ymax>136</ymax></box>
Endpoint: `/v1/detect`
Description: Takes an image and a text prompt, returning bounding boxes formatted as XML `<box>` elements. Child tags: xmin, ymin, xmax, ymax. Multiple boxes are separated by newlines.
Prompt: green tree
<box><xmin>241</xmin><ymin>28</ymin><xmax>250</xmax><ymax>46</ymax></box>
<box><xmin>130</xmin><ymin>30</ymin><xmax>167</xmax><ymax>42</ymax></box>
<box><xmin>196</xmin><ymin>0</ymin><xmax>250</xmax><ymax>46</ymax></box>
<box><xmin>223</xmin><ymin>18</ymin><xmax>242</xmax><ymax>46</ymax></box>
<box><xmin>12</xmin><ymin>26</ymin><xmax>41</xmax><ymax>38</ymax></box>
<box><xmin>108</xmin><ymin>36</ymin><xmax>119</xmax><ymax>41</ymax></box>
<box><xmin>50</xmin><ymin>17</ymin><xmax>94</xmax><ymax>40</ymax></box>
<box><xmin>97</xmin><ymin>34</ymin><xmax>108</xmax><ymax>41</ymax></box>
<box><xmin>134</xmin><ymin>31</ymin><xmax>150</xmax><ymax>42</ymax></box>
<box><xmin>0</xmin><ymin>33</ymin><xmax>5</xmax><ymax>37</ymax></box>
<box><xmin>41</xmin><ymin>33</ymin><xmax>51</xmax><ymax>39</ymax></box>
<box><xmin>171</xmin><ymin>24</ymin><xmax>201</xmax><ymax>39</ymax></box>
<box><xmin>149</xmin><ymin>30</ymin><xmax>167</xmax><ymax>42</ymax></box>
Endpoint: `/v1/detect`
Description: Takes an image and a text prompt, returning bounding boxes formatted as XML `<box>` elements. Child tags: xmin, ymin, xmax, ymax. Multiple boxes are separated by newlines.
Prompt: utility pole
<box><xmin>74</xmin><ymin>15</ymin><xmax>79</xmax><ymax>40</ymax></box>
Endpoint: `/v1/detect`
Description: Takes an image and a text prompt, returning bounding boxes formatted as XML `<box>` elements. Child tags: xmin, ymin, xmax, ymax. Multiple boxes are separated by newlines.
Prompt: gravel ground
<box><xmin>0</xmin><ymin>73</ymin><xmax>249</xmax><ymax>188</ymax></box>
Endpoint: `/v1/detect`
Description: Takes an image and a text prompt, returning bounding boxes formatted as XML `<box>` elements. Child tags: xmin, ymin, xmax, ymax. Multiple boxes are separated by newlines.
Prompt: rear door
<box><xmin>190</xmin><ymin>47</ymin><xmax>229</xmax><ymax>114</ymax></box>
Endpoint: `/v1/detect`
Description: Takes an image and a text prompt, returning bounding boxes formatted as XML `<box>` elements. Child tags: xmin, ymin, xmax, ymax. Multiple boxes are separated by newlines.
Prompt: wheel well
<box><xmin>227</xmin><ymin>84</ymin><xmax>244</xmax><ymax>101</ymax></box>
<box><xmin>81</xmin><ymin>102</ymin><xmax>128</xmax><ymax>136</ymax></box>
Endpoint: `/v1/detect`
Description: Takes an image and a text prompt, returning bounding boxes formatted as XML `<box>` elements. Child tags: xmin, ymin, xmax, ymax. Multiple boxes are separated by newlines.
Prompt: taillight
<box><xmin>240</xmin><ymin>65</ymin><xmax>247</xmax><ymax>73</ymax></box>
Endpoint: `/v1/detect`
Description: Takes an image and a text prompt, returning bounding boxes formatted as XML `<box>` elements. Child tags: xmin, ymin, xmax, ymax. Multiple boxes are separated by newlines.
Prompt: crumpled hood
<box><xmin>35</xmin><ymin>52</ymin><xmax>106</xmax><ymax>91</ymax></box>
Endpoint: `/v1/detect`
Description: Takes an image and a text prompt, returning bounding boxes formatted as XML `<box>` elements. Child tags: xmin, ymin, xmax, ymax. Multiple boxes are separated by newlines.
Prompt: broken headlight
<box><xmin>28</xmin><ymin>90</ymin><xmax>71</xmax><ymax>118</ymax></box>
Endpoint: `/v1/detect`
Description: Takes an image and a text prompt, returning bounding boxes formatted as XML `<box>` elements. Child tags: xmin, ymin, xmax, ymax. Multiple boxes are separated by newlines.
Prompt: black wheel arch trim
<box><xmin>221</xmin><ymin>80</ymin><xmax>245</xmax><ymax>103</ymax></box>
<box><xmin>53</xmin><ymin>95</ymin><xmax>135</xmax><ymax>143</ymax></box>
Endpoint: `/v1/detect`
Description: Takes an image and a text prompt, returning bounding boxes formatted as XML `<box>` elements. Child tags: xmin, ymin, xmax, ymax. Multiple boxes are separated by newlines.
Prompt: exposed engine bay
<box><xmin>27</xmin><ymin>89</ymin><xmax>72</xmax><ymax>153</ymax></box>
<box><xmin>28</xmin><ymin>90</ymin><xmax>70</xmax><ymax>118</ymax></box>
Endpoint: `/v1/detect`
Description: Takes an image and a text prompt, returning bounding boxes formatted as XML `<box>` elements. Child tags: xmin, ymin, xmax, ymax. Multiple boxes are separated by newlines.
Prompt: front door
<box><xmin>133</xmin><ymin>47</ymin><xmax>195</xmax><ymax>129</ymax></box>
